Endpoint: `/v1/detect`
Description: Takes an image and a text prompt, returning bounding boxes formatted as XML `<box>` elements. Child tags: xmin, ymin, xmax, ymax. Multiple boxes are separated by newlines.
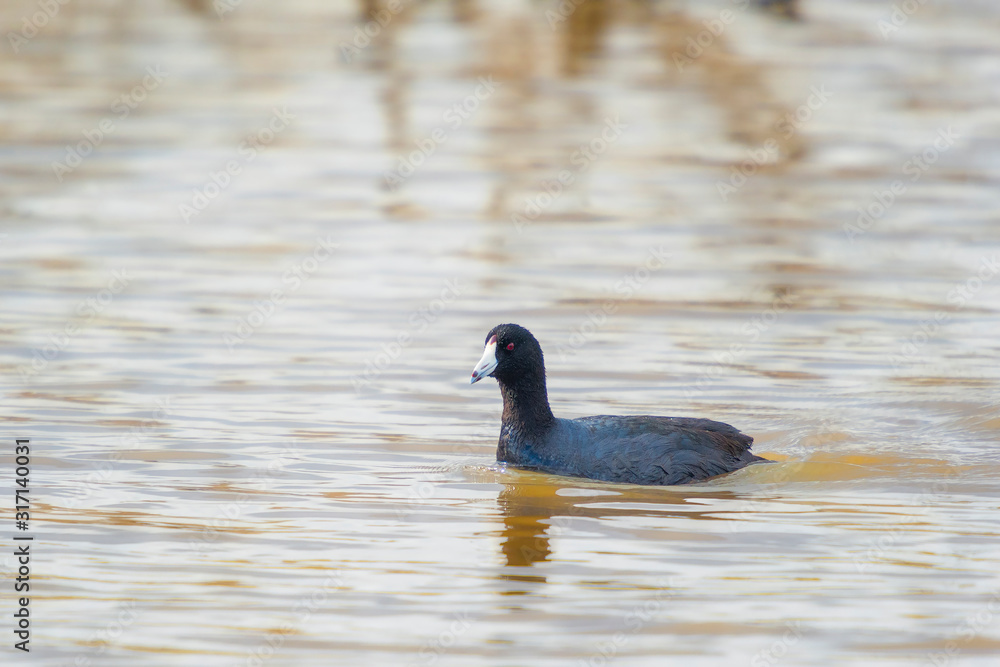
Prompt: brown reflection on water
<box><xmin>561</xmin><ymin>0</ymin><xmax>609</xmax><ymax>77</ymax></box>
<box><xmin>497</xmin><ymin>484</ymin><xmax>553</xmax><ymax>589</ymax></box>
<box><xmin>658</xmin><ymin>10</ymin><xmax>804</xmax><ymax>160</ymax></box>
<box><xmin>373</xmin><ymin>0</ymin><xmax>807</xmax><ymax>221</ymax></box>
<box><xmin>497</xmin><ymin>476</ymin><xmax>753</xmax><ymax>574</ymax></box>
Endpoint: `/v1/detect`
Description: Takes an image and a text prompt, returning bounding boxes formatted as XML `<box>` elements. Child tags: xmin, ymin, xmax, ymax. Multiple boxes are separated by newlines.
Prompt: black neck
<box><xmin>498</xmin><ymin>373</ymin><xmax>555</xmax><ymax>433</ymax></box>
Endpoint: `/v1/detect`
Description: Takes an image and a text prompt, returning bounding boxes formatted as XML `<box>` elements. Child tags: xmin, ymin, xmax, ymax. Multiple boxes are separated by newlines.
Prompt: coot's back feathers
<box><xmin>575</xmin><ymin>415</ymin><xmax>754</xmax><ymax>458</ymax></box>
<box><xmin>563</xmin><ymin>415</ymin><xmax>762</xmax><ymax>485</ymax></box>
<box><xmin>470</xmin><ymin>323</ymin><xmax>766</xmax><ymax>486</ymax></box>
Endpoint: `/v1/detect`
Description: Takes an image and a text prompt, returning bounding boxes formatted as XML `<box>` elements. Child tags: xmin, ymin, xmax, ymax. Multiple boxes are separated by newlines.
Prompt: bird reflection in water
<box><xmin>495</xmin><ymin>477</ymin><xmax>753</xmax><ymax>594</ymax></box>
<box><xmin>497</xmin><ymin>482</ymin><xmax>556</xmax><ymax>590</ymax></box>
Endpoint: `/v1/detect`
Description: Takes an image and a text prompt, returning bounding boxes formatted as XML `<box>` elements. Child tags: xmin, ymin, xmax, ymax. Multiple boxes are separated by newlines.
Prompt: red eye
<box><xmin>506</xmin><ymin>343</ymin><xmax>515</xmax><ymax>351</ymax></box>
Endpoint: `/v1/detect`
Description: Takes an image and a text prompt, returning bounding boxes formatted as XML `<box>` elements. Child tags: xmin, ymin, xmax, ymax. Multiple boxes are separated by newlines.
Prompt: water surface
<box><xmin>2</xmin><ymin>0</ymin><xmax>1000</xmax><ymax>665</ymax></box>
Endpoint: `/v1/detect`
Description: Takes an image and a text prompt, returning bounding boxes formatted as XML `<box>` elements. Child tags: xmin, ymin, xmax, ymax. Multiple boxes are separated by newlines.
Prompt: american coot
<box><xmin>470</xmin><ymin>323</ymin><xmax>766</xmax><ymax>485</ymax></box>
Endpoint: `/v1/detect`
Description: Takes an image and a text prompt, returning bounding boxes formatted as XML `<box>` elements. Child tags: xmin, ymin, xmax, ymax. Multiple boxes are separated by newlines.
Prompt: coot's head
<box><xmin>469</xmin><ymin>323</ymin><xmax>545</xmax><ymax>386</ymax></box>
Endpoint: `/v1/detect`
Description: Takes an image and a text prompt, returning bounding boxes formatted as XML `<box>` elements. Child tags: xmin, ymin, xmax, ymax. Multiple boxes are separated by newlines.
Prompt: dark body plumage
<box><xmin>471</xmin><ymin>323</ymin><xmax>765</xmax><ymax>486</ymax></box>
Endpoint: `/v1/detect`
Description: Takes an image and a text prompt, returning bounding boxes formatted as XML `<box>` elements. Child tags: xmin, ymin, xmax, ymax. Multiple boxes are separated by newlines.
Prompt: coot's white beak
<box><xmin>470</xmin><ymin>334</ymin><xmax>498</xmax><ymax>384</ymax></box>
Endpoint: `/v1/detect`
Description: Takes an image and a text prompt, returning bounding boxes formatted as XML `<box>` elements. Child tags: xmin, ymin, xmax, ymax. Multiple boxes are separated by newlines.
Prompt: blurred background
<box><xmin>2</xmin><ymin>0</ymin><xmax>1000</xmax><ymax>665</ymax></box>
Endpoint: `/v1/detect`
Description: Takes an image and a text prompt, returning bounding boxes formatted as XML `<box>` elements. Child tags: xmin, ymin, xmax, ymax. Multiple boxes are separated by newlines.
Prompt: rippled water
<box><xmin>2</xmin><ymin>0</ymin><xmax>1000</xmax><ymax>665</ymax></box>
